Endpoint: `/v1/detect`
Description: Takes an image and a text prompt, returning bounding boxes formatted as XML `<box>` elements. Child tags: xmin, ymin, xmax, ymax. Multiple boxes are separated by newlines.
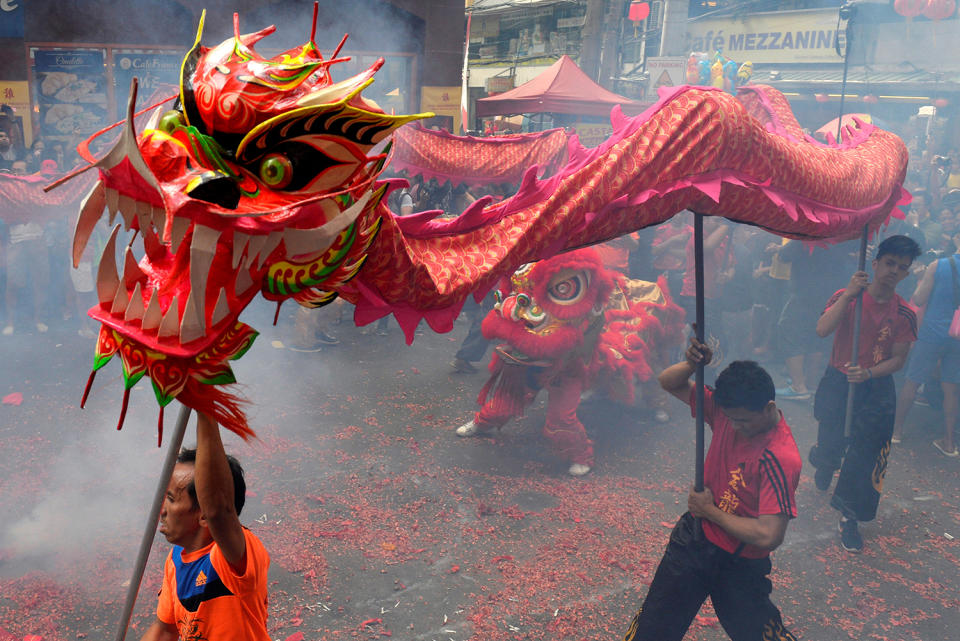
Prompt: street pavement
<box><xmin>1</xmin><ymin>299</ymin><xmax>958</xmax><ymax>640</ymax></box>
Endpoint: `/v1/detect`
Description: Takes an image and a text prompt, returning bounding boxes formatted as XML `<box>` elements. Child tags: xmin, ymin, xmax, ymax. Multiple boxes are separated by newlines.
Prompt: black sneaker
<box><xmin>814</xmin><ymin>467</ymin><xmax>834</xmax><ymax>492</ymax></box>
<box><xmin>839</xmin><ymin>518</ymin><xmax>863</xmax><ymax>553</ymax></box>
<box><xmin>316</xmin><ymin>331</ymin><xmax>340</xmax><ymax>345</ymax></box>
<box><xmin>450</xmin><ymin>357</ymin><xmax>478</xmax><ymax>374</ymax></box>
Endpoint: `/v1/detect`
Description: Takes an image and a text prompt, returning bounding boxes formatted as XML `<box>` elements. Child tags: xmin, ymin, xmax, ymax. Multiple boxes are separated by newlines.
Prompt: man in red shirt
<box><xmin>809</xmin><ymin>235</ymin><xmax>921</xmax><ymax>553</ymax></box>
<box><xmin>623</xmin><ymin>337</ymin><xmax>800</xmax><ymax>641</ymax></box>
<box><xmin>140</xmin><ymin>412</ymin><xmax>270</xmax><ymax>641</ymax></box>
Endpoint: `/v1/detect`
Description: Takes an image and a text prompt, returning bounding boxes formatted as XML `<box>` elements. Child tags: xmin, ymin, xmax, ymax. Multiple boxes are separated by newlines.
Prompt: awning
<box><xmin>752</xmin><ymin>66</ymin><xmax>960</xmax><ymax>97</ymax></box>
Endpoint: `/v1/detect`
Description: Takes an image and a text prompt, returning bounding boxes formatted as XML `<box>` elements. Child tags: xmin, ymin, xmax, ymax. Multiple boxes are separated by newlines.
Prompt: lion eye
<box><xmin>548</xmin><ymin>274</ymin><xmax>587</xmax><ymax>305</ymax></box>
<box><xmin>158</xmin><ymin>110</ymin><xmax>184</xmax><ymax>134</ymax></box>
<box><xmin>259</xmin><ymin>154</ymin><xmax>294</xmax><ymax>189</ymax></box>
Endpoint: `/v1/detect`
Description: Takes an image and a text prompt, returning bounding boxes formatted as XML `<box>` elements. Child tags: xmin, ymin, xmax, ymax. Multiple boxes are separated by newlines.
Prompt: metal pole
<box><xmin>835</xmin><ymin>2</ymin><xmax>854</xmax><ymax>143</ymax></box>
<box><xmin>113</xmin><ymin>404</ymin><xmax>193</xmax><ymax>641</ymax></box>
<box><xmin>694</xmin><ymin>213</ymin><xmax>706</xmax><ymax>499</ymax></box>
<box><xmin>843</xmin><ymin>226</ymin><xmax>870</xmax><ymax>438</ymax></box>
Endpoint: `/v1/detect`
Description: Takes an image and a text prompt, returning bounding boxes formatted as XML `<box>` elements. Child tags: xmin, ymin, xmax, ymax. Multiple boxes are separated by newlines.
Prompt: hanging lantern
<box><xmin>934</xmin><ymin>98</ymin><xmax>949</xmax><ymax>108</ymax></box>
<box><xmin>894</xmin><ymin>0</ymin><xmax>926</xmax><ymax>18</ymax></box>
<box><xmin>922</xmin><ymin>0</ymin><xmax>956</xmax><ymax>20</ymax></box>
<box><xmin>815</xmin><ymin>93</ymin><xmax>829</xmax><ymax>103</ymax></box>
<box><xmin>628</xmin><ymin>2</ymin><xmax>650</xmax><ymax>22</ymax></box>
<box><xmin>863</xmin><ymin>94</ymin><xmax>879</xmax><ymax>104</ymax></box>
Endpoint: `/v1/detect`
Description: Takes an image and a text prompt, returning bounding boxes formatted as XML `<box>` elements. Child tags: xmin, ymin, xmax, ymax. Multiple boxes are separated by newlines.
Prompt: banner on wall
<box><xmin>0</xmin><ymin>0</ymin><xmax>25</xmax><ymax>38</ymax></box>
<box><xmin>112</xmin><ymin>50</ymin><xmax>182</xmax><ymax>120</ymax></box>
<box><xmin>688</xmin><ymin>8</ymin><xmax>844</xmax><ymax>65</ymax></box>
<box><xmin>0</xmin><ymin>81</ymin><xmax>33</xmax><ymax>145</ymax></box>
<box><xmin>33</xmin><ymin>49</ymin><xmax>109</xmax><ymax>145</ymax></box>
<box><xmin>420</xmin><ymin>86</ymin><xmax>461</xmax><ymax>134</ymax></box>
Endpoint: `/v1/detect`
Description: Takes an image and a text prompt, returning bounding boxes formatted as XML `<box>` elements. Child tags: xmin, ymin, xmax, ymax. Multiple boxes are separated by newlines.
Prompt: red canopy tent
<box><xmin>476</xmin><ymin>55</ymin><xmax>644</xmax><ymax>118</ymax></box>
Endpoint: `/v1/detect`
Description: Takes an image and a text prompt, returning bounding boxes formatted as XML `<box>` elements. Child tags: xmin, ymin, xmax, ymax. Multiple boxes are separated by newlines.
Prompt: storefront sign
<box><xmin>0</xmin><ymin>80</ymin><xmax>32</xmax><ymax>144</ymax></box>
<box><xmin>112</xmin><ymin>50</ymin><xmax>182</xmax><ymax>120</ymax></box>
<box><xmin>688</xmin><ymin>9</ymin><xmax>844</xmax><ymax>65</ymax></box>
<box><xmin>33</xmin><ymin>49</ymin><xmax>109</xmax><ymax>144</ymax></box>
<box><xmin>0</xmin><ymin>0</ymin><xmax>25</xmax><ymax>38</ymax></box>
<box><xmin>485</xmin><ymin>75</ymin><xmax>515</xmax><ymax>95</ymax></box>
<box><xmin>421</xmin><ymin>85</ymin><xmax>462</xmax><ymax>134</ymax></box>
<box><xmin>575</xmin><ymin>123</ymin><xmax>612</xmax><ymax>148</ymax></box>
<box><xmin>645</xmin><ymin>56</ymin><xmax>686</xmax><ymax>100</ymax></box>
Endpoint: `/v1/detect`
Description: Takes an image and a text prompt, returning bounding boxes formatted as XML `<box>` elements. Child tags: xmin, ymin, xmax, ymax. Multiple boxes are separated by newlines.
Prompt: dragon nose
<box><xmin>186</xmin><ymin>170</ymin><xmax>242</xmax><ymax>209</ymax></box>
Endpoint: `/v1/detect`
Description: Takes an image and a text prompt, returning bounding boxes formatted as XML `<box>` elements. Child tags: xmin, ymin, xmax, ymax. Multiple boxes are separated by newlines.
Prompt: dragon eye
<box><xmin>158</xmin><ymin>110</ymin><xmax>184</xmax><ymax>134</ymax></box>
<box><xmin>548</xmin><ymin>273</ymin><xmax>588</xmax><ymax>305</ymax></box>
<box><xmin>259</xmin><ymin>154</ymin><xmax>294</xmax><ymax>189</ymax></box>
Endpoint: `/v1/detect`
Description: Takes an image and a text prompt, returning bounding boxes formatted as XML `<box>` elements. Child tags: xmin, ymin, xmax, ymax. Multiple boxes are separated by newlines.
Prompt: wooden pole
<box><xmin>113</xmin><ymin>404</ymin><xmax>193</xmax><ymax>641</ymax></box>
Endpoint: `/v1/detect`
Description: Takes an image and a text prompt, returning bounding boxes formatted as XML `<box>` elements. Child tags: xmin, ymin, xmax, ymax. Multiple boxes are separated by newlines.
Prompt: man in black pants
<box><xmin>809</xmin><ymin>235</ymin><xmax>921</xmax><ymax>553</ymax></box>
<box><xmin>623</xmin><ymin>337</ymin><xmax>800</xmax><ymax>641</ymax></box>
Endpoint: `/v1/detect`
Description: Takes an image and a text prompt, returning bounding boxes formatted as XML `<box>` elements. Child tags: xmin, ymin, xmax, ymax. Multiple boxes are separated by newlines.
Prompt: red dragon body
<box><xmin>57</xmin><ymin>9</ymin><xmax>909</xmax><ymax>442</ymax></box>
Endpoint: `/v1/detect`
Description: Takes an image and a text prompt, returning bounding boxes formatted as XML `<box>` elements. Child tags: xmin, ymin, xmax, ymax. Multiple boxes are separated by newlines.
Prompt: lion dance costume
<box><xmin>456</xmin><ymin>248</ymin><xmax>683</xmax><ymax>474</ymax></box>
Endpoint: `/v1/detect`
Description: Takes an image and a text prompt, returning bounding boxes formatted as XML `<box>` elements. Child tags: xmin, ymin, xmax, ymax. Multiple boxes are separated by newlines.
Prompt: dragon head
<box><xmin>68</xmin><ymin>9</ymin><xmax>429</xmax><ymax>439</ymax></box>
<box><xmin>482</xmin><ymin>249</ymin><xmax>615</xmax><ymax>366</ymax></box>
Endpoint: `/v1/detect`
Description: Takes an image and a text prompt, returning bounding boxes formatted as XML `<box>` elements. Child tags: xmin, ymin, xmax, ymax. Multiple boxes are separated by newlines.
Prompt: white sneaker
<box><xmin>455</xmin><ymin>420</ymin><xmax>478</xmax><ymax>437</ymax></box>
<box><xmin>36</xmin><ymin>322</ymin><xmax>48</xmax><ymax>333</ymax></box>
<box><xmin>2</xmin><ymin>325</ymin><xmax>12</xmax><ymax>336</ymax></box>
<box><xmin>568</xmin><ymin>463</ymin><xmax>591</xmax><ymax>476</ymax></box>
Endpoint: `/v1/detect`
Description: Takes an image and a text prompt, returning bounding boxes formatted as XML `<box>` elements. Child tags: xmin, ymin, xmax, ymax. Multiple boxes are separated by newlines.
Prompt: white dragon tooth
<box><xmin>110</xmin><ymin>280</ymin><xmax>129</xmax><ymax>315</ymax></box>
<box><xmin>151</xmin><ymin>205</ymin><xmax>166</xmax><ymax>239</ymax></box>
<box><xmin>142</xmin><ymin>288</ymin><xmax>162</xmax><ymax>331</ymax></box>
<box><xmin>257</xmin><ymin>231</ymin><xmax>283</xmax><ymax>269</ymax></box>
<box><xmin>144</xmin><ymin>105</ymin><xmax>164</xmax><ymax>131</ymax></box>
<box><xmin>117</xmin><ymin>193</ymin><xmax>137</xmax><ymax>231</ymax></box>
<box><xmin>73</xmin><ymin>181</ymin><xmax>106</xmax><ymax>268</ymax></box>
<box><xmin>189</xmin><ymin>224</ymin><xmax>220</xmax><ymax>336</ymax></box>
<box><xmin>158</xmin><ymin>294</ymin><xmax>180</xmax><ymax>338</ymax></box>
<box><xmin>170</xmin><ymin>216</ymin><xmax>191</xmax><ymax>254</ymax></box>
<box><xmin>283</xmin><ymin>191</ymin><xmax>372</xmax><ymax>257</ymax></box>
<box><xmin>232</xmin><ymin>231</ymin><xmax>250</xmax><ymax>270</ymax></box>
<box><xmin>179</xmin><ymin>289</ymin><xmax>204</xmax><ymax>343</ymax></box>
<box><xmin>96</xmin><ymin>224</ymin><xmax>122</xmax><ymax>307</ymax></box>
<box><xmin>105</xmin><ymin>187</ymin><xmax>120</xmax><ymax>226</ymax></box>
<box><xmin>124</xmin><ymin>282</ymin><xmax>145</xmax><ymax>322</ymax></box>
<box><xmin>135</xmin><ymin>199</ymin><xmax>153</xmax><ymax>226</ymax></box>
<box><xmin>211</xmin><ymin>287</ymin><xmax>231</xmax><ymax>326</ymax></box>
<box><xmin>123</xmin><ymin>246</ymin><xmax>146</xmax><ymax>287</ymax></box>
<box><xmin>234</xmin><ymin>268</ymin><xmax>254</xmax><ymax>296</ymax></box>
<box><xmin>243</xmin><ymin>234</ymin><xmax>267</xmax><ymax>270</ymax></box>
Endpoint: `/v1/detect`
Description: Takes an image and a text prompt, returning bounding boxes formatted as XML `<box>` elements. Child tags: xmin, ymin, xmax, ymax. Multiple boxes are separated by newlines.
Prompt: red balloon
<box><xmin>894</xmin><ymin>0</ymin><xmax>926</xmax><ymax>17</ymax></box>
<box><xmin>922</xmin><ymin>0</ymin><xmax>956</xmax><ymax>20</ymax></box>
<box><xmin>628</xmin><ymin>2</ymin><xmax>650</xmax><ymax>22</ymax></box>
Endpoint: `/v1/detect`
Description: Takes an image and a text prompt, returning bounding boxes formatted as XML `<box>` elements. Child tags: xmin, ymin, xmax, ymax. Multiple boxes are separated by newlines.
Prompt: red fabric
<box><xmin>542</xmin><ymin>375</ymin><xmax>594</xmax><ymax>465</ymax></box>
<box><xmin>825</xmin><ymin>289</ymin><xmax>918</xmax><ymax>371</ymax></box>
<box><xmin>391</xmin><ymin>125</ymin><xmax>570</xmax><ymax>187</ymax></box>
<box><xmin>594</xmin><ymin>240</ymin><xmax>630</xmax><ymax>273</ymax></box>
<box><xmin>476</xmin><ymin>55</ymin><xmax>644</xmax><ymax>117</ymax></box>
<box><xmin>690</xmin><ymin>387</ymin><xmax>802</xmax><ymax>559</ymax></box>
<box><xmin>0</xmin><ymin>171</ymin><xmax>97</xmax><ymax>224</ymax></box>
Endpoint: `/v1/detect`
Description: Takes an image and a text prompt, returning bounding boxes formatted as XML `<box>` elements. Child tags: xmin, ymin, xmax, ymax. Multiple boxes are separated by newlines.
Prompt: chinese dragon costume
<box><xmin>455</xmin><ymin>248</ymin><xmax>684</xmax><ymax>475</ymax></box>
<box><xmin>57</xmin><ymin>7</ymin><xmax>911</xmax><ymax>443</ymax></box>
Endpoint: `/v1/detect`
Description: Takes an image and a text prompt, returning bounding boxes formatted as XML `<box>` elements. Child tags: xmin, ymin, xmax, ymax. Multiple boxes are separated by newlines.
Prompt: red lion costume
<box><xmin>456</xmin><ymin>248</ymin><xmax>684</xmax><ymax>475</ymax></box>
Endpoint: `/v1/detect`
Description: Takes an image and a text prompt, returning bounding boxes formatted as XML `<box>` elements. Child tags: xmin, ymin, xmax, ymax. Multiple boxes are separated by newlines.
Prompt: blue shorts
<box><xmin>905</xmin><ymin>338</ymin><xmax>960</xmax><ymax>385</ymax></box>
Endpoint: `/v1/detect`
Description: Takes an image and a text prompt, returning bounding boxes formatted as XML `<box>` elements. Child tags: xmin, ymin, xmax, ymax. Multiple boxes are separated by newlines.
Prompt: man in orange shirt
<box><xmin>140</xmin><ymin>412</ymin><xmax>270</xmax><ymax>641</ymax></box>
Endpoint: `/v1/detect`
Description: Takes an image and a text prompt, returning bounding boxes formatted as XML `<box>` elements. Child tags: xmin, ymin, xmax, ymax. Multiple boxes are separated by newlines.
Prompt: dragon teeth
<box><xmin>232</xmin><ymin>231</ymin><xmax>250</xmax><ymax>269</ymax></box>
<box><xmin>179</xmin><ymin>289</ymin><xmax>204</xmax><ymax>343</ymax></box>
<box><xmin>73</xmin><ymin>181</ymin><xmax>106</xmax><ymax>269</ymax></box>
<box><xmin>211</xmin><ymin>287</ymin><xmax>231</xmax><ymax>327</ymax></box>
<box><xmin>158</xmin><ymin>294</ymin><xmax>180</xmax><ymax>338</ymax></box>
<box><xmin>105</xmin><ymin>187</ymin><xmax>120</xmax><ymax>226</ymax></box>
<box><xmin>124</xmin><ymin>282</ymin><xmax>145</xmax><ymax>322</ymax></box>
<box><xmin>189</xmin><ymin>224</ymin><xmax>220</xmax><ymax>337</ymax></box>
<box><xmin>123</xmin><ymin>246</ymin><xmax>146</xmax><ymax>287</ymax></box>
<box><xmin>142</xmin><ymin>288</ymin><xmax>162</xmax><ymax>331</ymax></box>
<box><xmin>170</xmin><ymin>216</ymin><xmax>191</xmax><ymax>254</ymax></box>
<box><xmin>96</xmin><ymin>224</ymin><xmax>122</xmax><ymax>307</ymax></box>
<box><xmin>117</xmin><ymin>193</ymin><xmax>137</xmax><ymax>231</ymax></box>
<box><xmin>110</xmin><ymin>278</ymin><xmax>129</xmax><ymax>315</ymax></box>
<box><xmin>258</xmin><ymin>231</ymin><xmax>283</xmax><ymax>269</ymax></box>
<box><xmin>243</xmin><ymin>234</ymin><xmax>267</xmax><ymax>270</ymax></box>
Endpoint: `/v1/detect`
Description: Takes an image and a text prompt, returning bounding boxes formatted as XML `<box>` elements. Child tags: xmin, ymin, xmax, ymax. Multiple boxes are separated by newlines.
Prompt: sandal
<box><xmin>933</xmin><ymin>440</ymin><xmax>959</xmax><ymax>458</ymax></box>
